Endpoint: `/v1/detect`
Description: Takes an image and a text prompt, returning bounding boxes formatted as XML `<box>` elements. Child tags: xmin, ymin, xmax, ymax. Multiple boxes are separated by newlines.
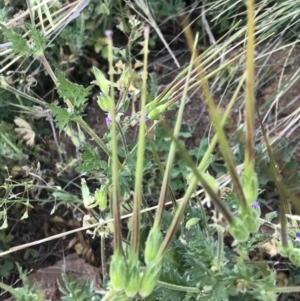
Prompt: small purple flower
<box><xmin>105</xmin><ymin>115</ymin><xmax>112</xmax><ymax>126</ymax></box>
<box><xmin>296</xmin><ymin>232</ymin><xmax>300</xmax><ymax>242</ymax></box>
<box><xmin>127</xmin><ymin>93</ymin><xmax>132</xmax><ymax>99</ymax></box>
<box><xmin>252</xmin><ymin>201</ymin><xmax>260</xmax><ymax>209</ymax></box>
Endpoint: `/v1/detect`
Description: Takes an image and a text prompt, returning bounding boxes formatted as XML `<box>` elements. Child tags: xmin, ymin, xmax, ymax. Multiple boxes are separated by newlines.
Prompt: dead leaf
<box><xmin>14</xmin><ymin>117</ymin><xmax>35</xmax><ymax>147</ymax></box>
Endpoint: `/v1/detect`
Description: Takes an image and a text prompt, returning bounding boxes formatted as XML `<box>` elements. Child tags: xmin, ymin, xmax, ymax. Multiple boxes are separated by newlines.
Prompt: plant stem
<box><xmin>72</xmin><ymin>117</ymin><xmax>110</xmax><ymax>156</ymax></box>
<box><xmin>244</xmin><ymin>0</ymin><xmax>255</xmax><ymax>176</ymax></box>
<box><xmin>101</xmin><ymin>235</ymin><xmax>107</xmax><ymax>276</ymax></box>
<box><xmin>216</xmin><ymin>226</ymin><xmax>224</xmax><ymax>271</ymax></box>
<box><xmin>106</xmin><ymin>30</ymin><xmax>122</xmax><ymax>255</ymax></box>
<box><xmin>130</xmin><ymin>25</ymin><xmax>150</xmax><ymax>258</ymax></box>
<box><xmin>157</xmin><ymin>281</ymin><xmax>199</xmax><ymax>293</ymax></box>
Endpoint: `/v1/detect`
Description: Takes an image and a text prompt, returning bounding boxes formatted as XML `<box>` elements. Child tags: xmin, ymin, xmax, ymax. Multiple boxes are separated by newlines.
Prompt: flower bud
<box><xmin>77</xmin><ymin>127</ymin><xmax>85</xmax><ymax>143</ymax></box>
<box><xmin>241</xmin><ymin>172</ymin><xmax>258</xmax><ymax>205</ymax></box>
<box><xmin>125</xmin><ymin>261</ymin><xmax>140</xmax><ymax>297</ymax></box>
<box><xmin>278</xmin><ymin>242</ymin><xmax>293</xmax><ymax>258</ymax></box>
<box><xmin>240</xmin><ymin>206</ymin><xmax>260</xmax><ymax>233</ymax></box>
<box><xmin>147</xmin><ymin>104</ymin><xmax>167</xmax><ymax>120</ymax></box>
<box><xmin>97</xmin><ymin>93</ymin><xmax>112</xmax><ymax>112</ymax></box>
<box><xmin>71</xmin><ymin>135</ymin><xmax>80</xmax><ymax>148</ymax></box>
<box><xmin>185</xmin><ymin>218</ymin><xmax>200</xmax><ymax>230</ymax></box>
<box><xmin>81</xmin><ymin>178</ymin><xmax>95</xmax><ymax>208</ymax></box>
<box><xmin>227</xmin><ymin>218</ymin><xmax>249</xmax><ymax>242</ymax></box>
<box><xmin>117</xmin><ymin>67</ymin><xmax>130</xmax><ymax>90</ymax></box>
<box><xmin>144</xmin><ymin>228</ymin><xmax>163</xmax><ymax>265</ymax></box>
<box><xmin>145</xmin><ymin>100</ymin><xmax>158</xmax><ymax>113</ymax></box>
<box><xmin>110</xmin><ymin>254</ymin><xmax>127</xmax><ymax>292</ymax></box>
<box><xmin>94</xmin><ymin>186</ymin><xmax>107</xmax><ymax>212</ymax></box>
<box><xmin>92</xmin><ymin>67</ymin><xmax>110</xmax><ymax>94</ymax></box>
<box><xmin>119</xmin><ymin>97</ymin><xmax>130</xmax><ymax>112</ymax></box>
<box><xmin>139</xmin><ymin>263</ymin><xmax>161</xmax><ymax>298</ymax></box>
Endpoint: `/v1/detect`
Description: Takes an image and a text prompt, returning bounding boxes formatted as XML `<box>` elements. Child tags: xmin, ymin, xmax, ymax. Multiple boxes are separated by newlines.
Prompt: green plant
<box><xmin>2</xmin><ymin>0</ymin><xmax>300</xmax><ymax>300</ymax></box>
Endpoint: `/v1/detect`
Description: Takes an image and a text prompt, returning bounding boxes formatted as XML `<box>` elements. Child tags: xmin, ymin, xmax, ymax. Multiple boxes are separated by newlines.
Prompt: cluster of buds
<box><xmin>107</xmin><ymin>226</ymin><xmax>163</xmax><ymax>299</ymax></box>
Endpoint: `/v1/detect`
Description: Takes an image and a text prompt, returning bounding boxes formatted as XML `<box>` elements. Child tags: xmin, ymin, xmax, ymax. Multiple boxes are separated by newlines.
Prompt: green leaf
<box><xmin>0</xmin><ymin>24</ymin><xmax>32</xmax><ymax>56</ymax></box>
<box><xmin>56</xmin><ymin>70</ymin><xmax>92</xmax><ymax>113</ymax></box>
<box><xmin>46</xmin><ymin>104</ymin><xmax>70</xmax><ymax>132</ymax></box>
<box><xmin>26</xmin><ymin>24</ymin><xmax>47</xmax><ymax>52</ymax></box>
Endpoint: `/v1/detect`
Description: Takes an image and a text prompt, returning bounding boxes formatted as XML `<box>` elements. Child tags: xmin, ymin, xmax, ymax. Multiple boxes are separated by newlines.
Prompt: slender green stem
<box><xmin>216</xmin><ymin>227</ymin><xmax>224</xmax><ymax>271</ymax></box>
<box><xmin>106</xmin><ymin>31</ymin><xmax>122</xmax><ymax>255</ymax></box>
<box><xmin>182</xmin><ymin>19</ymin><xmax>247</xmax><ymax>209</ymax></box>
<box><xmin>130</xmin><ymin>26</ymin><xmax>150</xmax><ymax>258</ymax></box>
<box><xmin>1</xmin><ymin>133</ymin><xmax>22</xmax><ymax>155</ymax></box>
<box><xmin>101</xmin><ymin>235</ymin><xmax>107</xmax><ymax>276</ymax></box>
<box><xmin>157</xmin><ymin>281</ymin><xmax>199</xmax><ymax>293</ymax></box>
<box><xmin>156</xmin><ymin>75</ymin><xmax>246</xmax><ymax>258</ymax></box>
<box><xmin>37</xmin><ymin>54</ymin><xmax>57</xmax><ymax>85</ymax></box>
<box><xmin>72</xmin><ymin>117</ymin><xmax>111</xmax><ymax>156</ymax></box>
<box><xmin>116</xmin><ymin>121</ymin><xmax>128</xmax><ymax>156</ymax></box>
<box><xmin>157</xmin><ymin>124</ymin><xmax>234</xmax><ymax>258</ymax></box>
<box><xmin>244</xmin><ymin>0</ymin><xmax>255</xmax><ymax>176</ymax></box>
<box><xmin>153</xmin><ymin>34</ymin><xmax>199</xmax><ymax>231</ymax></box>
<box><xmin>270</xmin><ymin>286</ymin><xmax>300</xmax><ymax>293</ymax></box>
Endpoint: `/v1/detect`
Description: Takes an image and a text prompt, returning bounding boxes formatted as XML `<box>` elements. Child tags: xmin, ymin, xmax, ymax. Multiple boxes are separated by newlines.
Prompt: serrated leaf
<box><xmin>14</xmin><ymin>117</ymin><xmax>35</xmax><ymax>147</ymax></box>
<box><xmin>0</xmin><ymin>24</ymin><xmax>32</xmax><ymax>56</ymax></box>
<box><xmin>56</xmin><ymin>70</ymin><xmax>92</xmax><ymax>113</ymax></box>
<box><xmin>26</xmin><ymin>23</ymin><xmax>47</xmax><ymax>51</ymax></box>
<box><xmin>46</xmin><ymin>104</ymin><xmax>70</xmax><ymax>132</ymax></box>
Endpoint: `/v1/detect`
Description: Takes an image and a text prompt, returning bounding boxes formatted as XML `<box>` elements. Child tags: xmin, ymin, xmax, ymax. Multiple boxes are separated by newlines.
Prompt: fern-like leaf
<box><xmin>58</xmin><ymin>267</ymin><xmax>101</xmax><ymax>301</ymax></box>
<box><xmin>56</xmin><ymin>70</ymin><xmax>92</xmax><ymax>114</ymax></box>
<box><xmin>0</xmin><ymin>24</ymin><xmax>32</xmax><ymax>56</ymax></box>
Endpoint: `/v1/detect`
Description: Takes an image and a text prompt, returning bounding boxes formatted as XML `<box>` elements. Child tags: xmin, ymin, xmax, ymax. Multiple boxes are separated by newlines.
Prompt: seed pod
<box><xmin>92</xmin><ymin>67</ymin><xmax>110</xmax><ymax>94</ymax></box>
<box><xmin>94</xmin><ymin>186</ymin><xmax>107</xmax><ymax>212</ymax></box>
<box><xmin>227</xmin><ymin>218</ymin><xmax>249</xmax><ymax>242</ymax></box>
<box><xmin>124</xmin><ymin>261</ymin><xmax>140</xmax><ymax>297</ymax></box>
<box><xmin>110</xmin><ymin>254</ymin><xmax>127</xmax><ymax>292</ymax></box>
<box><xmin>139</xmin><ymin>263</ymin><xmax>161</xmax><ymax>298</ymax></box>
<box><xmin>144</xmin><ymin>228</ymin><xmax>163</xmax><ymax>265</ymax></box>
<box><xmin>97</xmin><ymin>93</ymin><xmax>112</xmax><ymax>112</ymax></box>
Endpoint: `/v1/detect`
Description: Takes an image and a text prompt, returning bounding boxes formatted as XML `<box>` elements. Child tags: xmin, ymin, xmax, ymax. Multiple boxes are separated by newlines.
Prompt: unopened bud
<box><xmin>92</xmin><ymin>67</ymin><xmax>110</xmax><ymax>94</ymax></box>
<box><xmin>139</xmin><ymin>263</ymin><xmax>161</xmax><ymax>298</ymax></box>
<box><xmin>117</xmin><ymin>66</ymin><xmax>130</xmax><ymax>90</ymax></box>
<box><xmin>144</xmin><ymin>228</ymin><xmax>163</xmax><ymax>265</ymax></box>
<box><xmin>97</xmin><ymin>93</ymin><xmax>112</xmax><ymax>112</ymax></box>
<box><xmin>71</xmin><ymin>135</ymin><xmax>80</xmax><ymax>148</ymax></box>
<box><xmin>186</xmin><ymin>218</ymin><xmax>200</xmax><ymax>230</ymax></box>
<box><xmin>147</xmin><ymin>104</ymin><xmax>167</xmax><ymax>120</ymax></box>
<box><xmin>241</xmin><ymin>172</ymin><xmax>258</xmax><ymax>205</ymax></box>
<box><xmin>81</xmin><ymin>178</ymin><xmax>95</xmax><ymax>208</ymax></box>
<box><xmin>94</xmin><ymin>186</ymin><xmax>107</xmax><ymax>211</ymax></box>
<box><xmin>240</xmin><ymin>206</ymin><xmax>260</xmax><ymax>233</ymax></box>
<box><xmin>227</xmin><ymin>218</ymin><xmax>249</xmax><ymax>242</ymax></box>
<box><xmin>125</xmin><ymin>261</ymin><xmax>140</xmax><ymax>297</ymax></box>
<box><xmin>110</xmin><ymin>254</ymin><xmax>127</xmax><ymax>292</ymax></box>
